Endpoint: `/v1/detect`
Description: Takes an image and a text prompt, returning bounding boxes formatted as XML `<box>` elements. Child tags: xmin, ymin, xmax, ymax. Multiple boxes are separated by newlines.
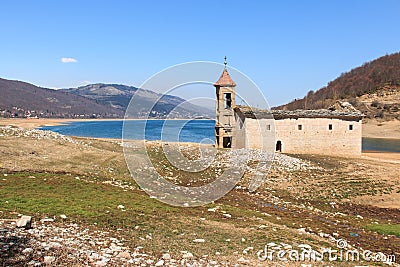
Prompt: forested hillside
<box><xmin>276</xmin><ymin>52</ymin><xmax>400</xmax><ymax>121</ymax></box>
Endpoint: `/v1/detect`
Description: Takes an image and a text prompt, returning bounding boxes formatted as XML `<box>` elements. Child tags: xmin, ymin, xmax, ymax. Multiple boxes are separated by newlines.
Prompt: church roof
<box><xmin>214</xmin><ymin>68</ymin><xmax>236</xmax><ymax>87</ymax></box>
<box><xmin>235</xmin><ymin>105</ymin><xmax>364</xmax><ymax>121</ymax></box>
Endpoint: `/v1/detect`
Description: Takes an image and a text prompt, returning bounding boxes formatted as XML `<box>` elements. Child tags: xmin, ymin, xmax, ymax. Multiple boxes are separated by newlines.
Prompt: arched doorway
<box><xmin>276</xmin><ymin>141</ymin><xmax>282</xmax><ymax>152</ymax></box>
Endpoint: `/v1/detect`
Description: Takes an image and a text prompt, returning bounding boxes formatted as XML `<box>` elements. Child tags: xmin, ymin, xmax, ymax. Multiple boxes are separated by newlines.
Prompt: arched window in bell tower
<box><xmin>224</xmin><ymin>93</ymin><xmax>232</xmax><ymax>109</ymax></box>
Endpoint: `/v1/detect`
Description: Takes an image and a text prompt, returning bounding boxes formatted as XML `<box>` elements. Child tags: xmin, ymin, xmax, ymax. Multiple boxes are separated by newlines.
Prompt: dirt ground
<box><xmin>0</xmin><ymin>120</ymin><xmax>399</xmax><ymax>265</ymax></box>
<box><xmin>363</xmin><ymin>119</ymin><xmax>400</xmax><ymax>139</ymax></box>
<box><xmin>362</xmin><ymin>151</ymin><xmax>400</xmax><ymax>163</ymax></box>
<box><xmin>0</xmin><ymin>118</ymin><xmax>119</xmax><ymax>129</ymax></box>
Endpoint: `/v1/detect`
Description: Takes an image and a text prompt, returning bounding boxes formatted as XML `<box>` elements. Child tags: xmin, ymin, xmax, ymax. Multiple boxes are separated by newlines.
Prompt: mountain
<box><xmin>0</xmin><ymin>78</ymin><xmax>123</xmax><ymax>118</ymax></box>
<box><xmin>61</xmin><ymin>84</ymin><xmax>136</xmax><ymax>110</ymax></box>
<box><xmin>275</xmin><ymin>52</ymin><xmax>400</xmax><ymax>121</ymax></box>
<box><xmin>0</xmin><ymin>79</ymin><xmax>214</xmax><ymax>119</ymax></box>
<box><xmin>62</xmin><ymin>84</ymin><xmax>214</xmax><ymax>118</ymax></box>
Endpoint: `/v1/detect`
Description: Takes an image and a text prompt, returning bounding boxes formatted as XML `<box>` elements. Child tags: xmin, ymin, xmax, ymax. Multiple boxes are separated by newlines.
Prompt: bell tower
<box><xmin>214</xmin><ymin>57</ymin><xmax>236</xmax><ymax>148</ymax></box>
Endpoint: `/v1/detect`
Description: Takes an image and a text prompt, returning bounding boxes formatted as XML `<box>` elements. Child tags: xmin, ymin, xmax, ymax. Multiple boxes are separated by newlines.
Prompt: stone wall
<box><xmin>235</xmin><ymin>117</ymin><xmax>362</xmax><ymax>157</ymax></box>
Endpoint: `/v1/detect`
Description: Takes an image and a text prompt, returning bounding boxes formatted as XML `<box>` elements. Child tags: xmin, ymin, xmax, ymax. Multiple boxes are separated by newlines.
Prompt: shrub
<box><xmin>371</xmin><ymin>100</ymin><xmax>379</xmax><ymax>107</ymax></box>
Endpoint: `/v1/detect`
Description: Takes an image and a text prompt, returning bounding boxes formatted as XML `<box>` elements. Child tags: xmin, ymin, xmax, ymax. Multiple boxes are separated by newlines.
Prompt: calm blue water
<box><xmin>362</xmin><ymin>137</ymin><xmax>400</xmax><ymax>153</ymax></box>
<box><xmin>38</xmin><ymin>120</ymin><xmax>216</xmax><ymax>144</ymax></box>
<box><xmin>38</xmin><ymin>120</ymin><xmax>399</xmax><ymax>152</ymax></box>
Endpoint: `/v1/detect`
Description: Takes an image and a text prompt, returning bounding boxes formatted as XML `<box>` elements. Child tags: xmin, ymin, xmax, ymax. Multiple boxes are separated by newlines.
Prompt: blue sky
<box><xmin>1</xmin><ymin>0</ymin><xmax>400</xmax><ymax>107</ymax></box>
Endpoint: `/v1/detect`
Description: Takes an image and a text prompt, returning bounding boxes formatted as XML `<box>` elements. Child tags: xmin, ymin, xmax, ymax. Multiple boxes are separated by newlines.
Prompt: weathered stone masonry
<box><xmin>214</xmin><ymin>67</ymin><xmax>363</xmax><ymax>157</ymax></box>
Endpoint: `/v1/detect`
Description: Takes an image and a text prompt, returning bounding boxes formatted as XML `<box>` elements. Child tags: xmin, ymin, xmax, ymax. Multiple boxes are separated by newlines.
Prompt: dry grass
<box><xmin>0</xmin><ymin>130</ymin><xmax>399</xmax><ymax>265</ymax></box>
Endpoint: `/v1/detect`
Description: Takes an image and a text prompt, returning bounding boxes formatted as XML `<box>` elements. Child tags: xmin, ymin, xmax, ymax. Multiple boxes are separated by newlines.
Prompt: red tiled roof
<box><xmin>214</xmin><ymin>69</ymin><xmax>236</xmax><ymax>87</ymax></box>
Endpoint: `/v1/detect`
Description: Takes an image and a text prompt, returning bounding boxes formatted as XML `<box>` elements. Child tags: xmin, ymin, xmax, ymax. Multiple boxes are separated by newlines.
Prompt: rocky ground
<box><xmin>1</xmin><ymin>218</ymin><xmax>229</xmax><ymax>267</ymax></box>
<box><xmin>356</xmin><ymin>85</ymin><xmax>400</xmax><ymax>121</ymax></box>
<box><xmin>0</xmin><ymin>126</ymin><xmax>399</xmax><ymax>266</ymax></box>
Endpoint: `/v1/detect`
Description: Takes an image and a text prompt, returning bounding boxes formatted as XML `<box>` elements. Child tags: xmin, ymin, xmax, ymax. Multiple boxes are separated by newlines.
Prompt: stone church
<box><xmin>214</xmin><ymin>66</ymin><xmax>363</xmax><ymax>156</ymax></box>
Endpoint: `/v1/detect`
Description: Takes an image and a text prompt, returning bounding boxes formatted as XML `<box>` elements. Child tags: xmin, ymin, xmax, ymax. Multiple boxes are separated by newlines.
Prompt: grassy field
<box><xmin>0</xmin><ymin>127</ymin><xmax>399</xmax><ymax>265</ymax></box>
<box><xmin>366</xmin><ymin>224</ymin><xmax>400</xmax><ymax>237</ymax></box>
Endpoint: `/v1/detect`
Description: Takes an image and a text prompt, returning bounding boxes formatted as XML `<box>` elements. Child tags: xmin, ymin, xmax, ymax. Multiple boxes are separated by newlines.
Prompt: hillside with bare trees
<box><xmin>275</xmin><ymin>52</ymin><xmax>400</xmax><ymax>121</ymax></box>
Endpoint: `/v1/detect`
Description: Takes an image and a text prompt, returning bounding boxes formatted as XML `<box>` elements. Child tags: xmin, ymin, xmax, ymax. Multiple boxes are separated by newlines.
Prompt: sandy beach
<box><xmin>0</xmin><ymin>118</ymin><xmax>118</xmax><ymax>129</ymax></box>
<box><xmin>362</xmin><ymin>119</ymin><xmax>400</xmax><ymax>139</ymax></box>
<box><xmin>362</xmin><ymin>151</ymin><xmax>400</xmax><ymax>163</ymax></box>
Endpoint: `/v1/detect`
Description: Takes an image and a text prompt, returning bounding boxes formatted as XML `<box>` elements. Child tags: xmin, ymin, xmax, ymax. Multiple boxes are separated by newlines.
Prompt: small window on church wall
<box><xmin>266</xmin><ymin>124</ymin><xmax>271</xmax><ymax>131</ymax></box>
<box><xmin>298</xmin><ymin>125</ymin><xmax>302</xmax><ymax>130</ymax></box>
<box><xmin>349</xmin><ymin>125</ymin><xmax>354</xmax><ymax>130</ymax></box>
<box><xmin>224</xmin><ymin>93</ymin><xmax>232</xmax><ymax>109</ymax></box>
<box><xmin>328</xmin><ymin>124</ymin><xmax>333</xmax><ymax>130</ymax></box>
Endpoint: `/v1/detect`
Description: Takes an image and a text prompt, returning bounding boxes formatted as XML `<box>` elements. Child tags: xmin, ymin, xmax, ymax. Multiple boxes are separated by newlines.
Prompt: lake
<box><xmin>362</xmin><ymin>137</ymin><xmax>400</xmax><ymax>153</ymax></box>
<box><xmin>38</xmin><ymin>120</ymin><xmax>400</xmax><ymax>153</ymax></box>
<box><xmin>38</xmin><ymin>120</ymin><xmax>216</xmax><ymax>144</ymax></box>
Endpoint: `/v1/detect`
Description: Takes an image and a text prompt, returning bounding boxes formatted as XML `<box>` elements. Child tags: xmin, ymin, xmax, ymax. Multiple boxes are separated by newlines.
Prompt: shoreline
<box><xmin>362</xmin><ymin>119</ymin><xmax>400</xmax><ymax>139</ymax></box>
<box><xmin>1</xmin><ymin>118</ymin><xmax>399</xmax><ymax>162</ymax></box>
<box><xmin>0</xmin><ymin>118</ymin><xmax>118</xmax><ymax>129</ymax></box>
<box><xmin>361</xmin><ymin>151</ymin><xmax>400</xmax><ymax>163</ymax></box>
<box><xmin>2</xmin><ymin>118</ymin><xmax>399</xmax><ymax>140</ymax></box>
<box><xmin>0</xmin><ymin>117</ymin><xmax>214</xmax><ymax>130</ymax></box>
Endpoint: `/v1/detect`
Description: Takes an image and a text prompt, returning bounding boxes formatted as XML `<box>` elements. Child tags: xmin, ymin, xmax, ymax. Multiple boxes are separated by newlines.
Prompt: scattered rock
<box><xmin>0</xmin><ymin>126</ymin><xmax>88</xmax><ymax>146</ymax></box>
<box><xmin>43</xmin><ymin>256</ymin><xmax>55</xmax><ymax>264</ymax></box>
<box><xmin>16</xmin><ymin>215</ymin><xmax>32</xmax><ymax>229</ymax></box>
<box><xmin>155</xmin><ymin>259</ymin><xmax>164</xmax><ymax>266</ymax></box>
<box><xmin>0</xmin><ymin>219</ymin><xmax>158</xmax><ymax>266</ymax></box>
<box><xmin>162</xmin><ymin>253</ymin><xmax>171</xmax><ymax>260</ymax></box>
<box><xmin>94</xmin><ymin>260</ymin><xmax>108</xmax><ymax>267</ymax></box>
<box><xmin>22</xmin><ymin>247</ymin><xmax>33</xmax><ymax>254</ymax></box>
<box><xmin>182</xmin><ymin>252</ymin><xmax>194</xmax><ymax>259</ymax></box>
<box><xmin>48</xmin><ymin>242</ymin><xmax>62</xmax><ymax>249</ymax></box>
<box><xmin>116</xmin><ymin>251</ymin><xmax>131</xmax><ymax>259</ymax></box>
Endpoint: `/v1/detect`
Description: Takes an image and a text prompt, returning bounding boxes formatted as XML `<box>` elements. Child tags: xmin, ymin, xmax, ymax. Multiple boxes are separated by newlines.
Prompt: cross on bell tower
<box><xmin>214</xmin><ymin>57</ymin><xmax>236</xmax><ymax>148</ymax></box>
